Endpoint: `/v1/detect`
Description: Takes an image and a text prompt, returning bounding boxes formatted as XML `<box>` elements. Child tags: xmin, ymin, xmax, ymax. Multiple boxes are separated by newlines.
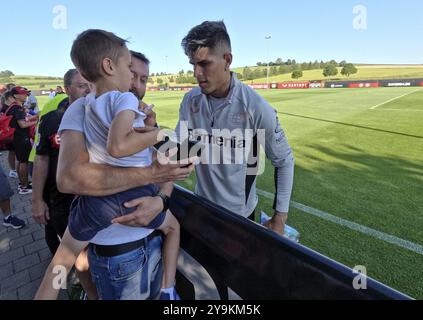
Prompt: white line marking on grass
<box><xmin>369</xmin><ymin>89</ymin><xmax>422</xmax><ymax>110</ymax></box>
<box><xmin>257</xmin><ymin>189</ymin><xmax>423</xmax><ymax>255</ymax></box>
<box><xmin>381</xmin><ymin>109</ymin><xmax>423</xmax><ymax>112</ymax></box>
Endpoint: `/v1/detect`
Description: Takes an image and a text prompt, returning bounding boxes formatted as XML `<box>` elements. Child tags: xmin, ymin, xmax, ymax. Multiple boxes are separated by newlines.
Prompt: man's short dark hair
<box><xmin>6</xmin><ymin>83</ymin><xmax>15</xmax><ymax>90</ymax></box>
<box><xmin>63</xmin><ymin>69</ymin><xmax>79</xmax><ymax>87</ymax></box>
<box><xmin>181</xmin><ymin>21</ymin><xmax>231</xmax><ymax>57</ymax></box>
<box><xmin>130</xmin><ymin>51</ymin><xmax>150</xmax><ymax>65</ymax></box>
<box><xmin>71</xmin><ymin>29</ymin><xmax>128</xmax><ymax>83</ymax></box>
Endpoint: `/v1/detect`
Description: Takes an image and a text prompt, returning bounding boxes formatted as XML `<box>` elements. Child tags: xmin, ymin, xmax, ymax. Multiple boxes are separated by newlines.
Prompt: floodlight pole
<box><xmin>265</xmin><ymin>35</ymin><xmax>272</xmax><ymax>89</ymax></box>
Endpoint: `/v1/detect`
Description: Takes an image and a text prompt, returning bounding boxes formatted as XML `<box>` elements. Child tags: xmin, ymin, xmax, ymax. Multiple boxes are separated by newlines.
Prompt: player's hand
<box><xmin>264</xmin><ymin>212</ymin><xmax>288</xmax><ymax>237</ymax></box>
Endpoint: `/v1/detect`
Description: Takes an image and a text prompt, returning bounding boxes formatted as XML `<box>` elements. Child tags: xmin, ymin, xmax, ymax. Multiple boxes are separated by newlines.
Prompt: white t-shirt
<box><xmin>25</xmin><ymin>94</ymin><xmax>38</xmax><ymax>111</ymax></box>
<box><xmin>83</xmin><ymin>91</ymin><xmax>153</xmax><ymax>168</ymax></box>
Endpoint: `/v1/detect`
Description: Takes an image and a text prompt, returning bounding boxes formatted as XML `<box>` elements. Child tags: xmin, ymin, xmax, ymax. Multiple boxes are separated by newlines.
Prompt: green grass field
<box><xmin>35</xmin><ymin>86</ymin><xmax>423</xmax><ymax>298</ymax></box>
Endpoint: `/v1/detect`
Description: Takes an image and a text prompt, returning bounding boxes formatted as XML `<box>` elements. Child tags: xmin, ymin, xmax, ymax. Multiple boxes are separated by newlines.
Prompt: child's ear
<box><xmin>101</xmin><ymin>58</ymin><xmax>115</xmax><ymax>76</ymax></box>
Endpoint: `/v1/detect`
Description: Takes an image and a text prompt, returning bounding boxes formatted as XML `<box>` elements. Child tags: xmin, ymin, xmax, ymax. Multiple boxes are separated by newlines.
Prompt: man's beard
<box><xmin>130</xmin><ymin>89</ymin><xmax>144</xmax><ymax>100</ymax></box>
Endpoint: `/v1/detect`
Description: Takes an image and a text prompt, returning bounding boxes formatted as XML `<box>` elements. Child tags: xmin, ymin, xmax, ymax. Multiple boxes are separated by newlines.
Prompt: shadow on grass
<box><xmin>291</xmin><ymin>143</ymin><xmax>423</xmax><ymax>241</ymax></box>
<box><xmin>279</xmin><ymin>111</ymin><xmax>423</xmax><ymax>139</ymax></box>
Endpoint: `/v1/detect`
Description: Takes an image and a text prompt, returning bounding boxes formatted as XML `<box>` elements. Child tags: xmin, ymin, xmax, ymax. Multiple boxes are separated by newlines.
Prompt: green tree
<box><xmin>341</xmin><ymin>63</ymin><xmax>358</xmax><ymax>77</ymax></box>
<box><xmin>339</xmin><ymin>60</ymin><xmax>348</xmax><ymax>67</ymax></box>
<box><xmin>243</xmin><ymin>67</ymin><xmax>253</xmax><ymax>80</ymax></box>
<box><xmin>278</xmin><ymin>65</ymin><xmax>290</xmax><ymax>74</ymax></box>
<box><xmin>187</xmin><ymin>76</ymin><xmax>197</xmax><ymax>84</ymax></box>
<box><xmin>323</xmin><ymin>65</ymin><xmax>339</xmax><ymax>77</ymax></box>
<box><xmin>252</xmin><ymin>68</ymin><xmax>262</xmax><ymax>79</ymax></box>
<box><xmin>275</xmin><ymin>58</ymin><xmax>283</xmax><ymax>65</ymax></box>
<box><xmin>0</xmin><ymin>70</ymin><xmax>14</xmax><ymax>77</ymax></box>
<box><xmin>157</xmin><ymin>78</ymin><xmax>163</xmax><ymax>85</ymax></box>
<box><xmin>291</xmin><ymin>70</ymin><xmax>303</xmax><ymax>79</ymax></box>
<box><xmin>269</xmin><ymin>66</ymin><xmax>278</xmax><ymax>76</ymax></box>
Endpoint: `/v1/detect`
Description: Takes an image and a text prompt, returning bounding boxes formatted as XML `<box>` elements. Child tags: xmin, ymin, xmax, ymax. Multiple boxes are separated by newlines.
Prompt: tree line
<box><xmin>240</xmin><ymin>59</ymin><xmax>358</xmax><ymax>81</ymax></box>
<box><xmin>150</xmin><ymin>59</ymin><xmax>359</xmax><ymax>86</ymax></box>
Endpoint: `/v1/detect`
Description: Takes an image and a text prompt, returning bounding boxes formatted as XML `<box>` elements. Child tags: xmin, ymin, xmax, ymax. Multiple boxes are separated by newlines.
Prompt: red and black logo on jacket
<box><xmin>49</xmin><ymin>133</ymin><xmax>61</xmax><ymax>149</ymax></box>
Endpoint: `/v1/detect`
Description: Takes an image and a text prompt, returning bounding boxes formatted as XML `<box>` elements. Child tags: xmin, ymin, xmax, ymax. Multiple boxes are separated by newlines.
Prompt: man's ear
<box><xmin>223</xmin><ymin>53</ymin><xmax>233</xmax><ymax>71</ymax></box>
<box><xmin>101</xmin><ymin>57</ymin><xmax>115</xmax><ymax>76</ymax></box>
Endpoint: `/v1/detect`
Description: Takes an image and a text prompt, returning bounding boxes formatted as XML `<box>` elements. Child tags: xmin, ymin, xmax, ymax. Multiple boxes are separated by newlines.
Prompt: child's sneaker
<box><xmin>18</xmin><ymin>182</ymin><xmax>31</xmax><ymax>192</ymax></box>
<box><xmin>19</xmin><ymin>187</ymin><xmax>32</xmax><ymax>195</ymax></box>
<box><xmin>3</xmin><ymin>215</ymin><xmax>26</xmax><ymax>229</ymax></box>
<box><xmin>159</xmin><ymin>287</ymin><xmax>180</xmax><ymax>300</ymax></box>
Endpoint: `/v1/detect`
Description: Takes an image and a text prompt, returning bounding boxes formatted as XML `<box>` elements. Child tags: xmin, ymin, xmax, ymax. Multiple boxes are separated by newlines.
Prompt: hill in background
<box><xmin>2</xmin><ymin>64</ymin><xmax>423</xmax><ymax>90</ymax></box>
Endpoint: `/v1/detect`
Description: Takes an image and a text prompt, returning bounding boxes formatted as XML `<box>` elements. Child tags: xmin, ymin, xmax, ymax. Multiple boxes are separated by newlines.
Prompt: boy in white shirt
<box><xmin>36</xmin><ymin>29</ymin><xmax>181</xmax><ymax>300</ymax></box>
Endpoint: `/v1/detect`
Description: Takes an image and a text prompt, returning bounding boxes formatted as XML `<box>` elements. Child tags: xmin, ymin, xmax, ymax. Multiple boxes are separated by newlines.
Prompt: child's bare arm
<box><xmin>107</xmin><ymin>110</ymin><xmax>161</xmax><ymax>158</ymax></box>
<box><xmin>34</xmin><ymin>228</ymin><xmax>88</xmax><ymax>300</ymax></box>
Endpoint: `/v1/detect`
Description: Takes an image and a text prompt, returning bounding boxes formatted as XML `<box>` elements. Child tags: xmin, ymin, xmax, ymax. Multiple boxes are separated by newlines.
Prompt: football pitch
<box><xmin>38</xmin><ymin>87</ymin><xmax>423</xmax><ymax>298</ymax></box>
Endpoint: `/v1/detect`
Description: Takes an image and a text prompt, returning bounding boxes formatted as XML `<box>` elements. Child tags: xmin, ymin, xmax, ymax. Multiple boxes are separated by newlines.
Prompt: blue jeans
<box><xmin>88</xmin><ymin>233</ymin><xmax>163</xmax><ymax>300</ymax></box>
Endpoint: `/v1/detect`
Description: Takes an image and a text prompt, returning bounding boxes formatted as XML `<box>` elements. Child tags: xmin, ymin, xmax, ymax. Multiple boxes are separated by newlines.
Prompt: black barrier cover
<box><xmin>325</xmin><ymin>78</ymin><xmax>423</xmax><ymax>88</ymax></box>
<box><xmin>379</xmin><ymin>78</ymin><xmax>423</xmax><ymax>87</ymax></box>
<box><xmin>170</xmin><ymin>186</ymin><xmax>411</xmax><ymax>300</ymax></box>
<box><xmin>324</xmin><ymin>81</ymin><xmax>349</xmax><ymax>88</ymax></box>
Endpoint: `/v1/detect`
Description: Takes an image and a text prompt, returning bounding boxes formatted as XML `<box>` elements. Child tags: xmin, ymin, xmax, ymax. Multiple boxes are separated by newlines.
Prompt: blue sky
<box><xmin>1</xmin><ymin>0</ymin><xmax>422</xmax><ymax>77</ymax></box>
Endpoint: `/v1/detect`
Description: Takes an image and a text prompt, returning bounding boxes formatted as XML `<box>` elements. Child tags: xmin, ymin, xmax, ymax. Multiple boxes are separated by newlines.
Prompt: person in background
<box><xmin>1</xmin><ymin>164</ymin><xmax>25</xmax><ymax>229</ymax></box>
<box><xmin>7</xmin><ymin>86</ymin><xmax>38</xmax><ymax>195</ymax></box>
<box><xmin>25</xmin><ymin>91</ymin><xmax>39</xmax><ymax>115</ymax></box>
<box><xmin>48</xmin><ymin>89</ymin><xmax>56</xmax><ymax>99</ymax></box>
<box><xmin>1</xmin><ymin>90</ymin><xmax>18</xmax><ymax>178</ymax></box>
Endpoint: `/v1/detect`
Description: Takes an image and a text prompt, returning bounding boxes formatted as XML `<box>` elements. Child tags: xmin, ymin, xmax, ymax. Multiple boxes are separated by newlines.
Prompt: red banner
<box><xmin>348</xmin><ymin>82</ymin><xmax>379</xmax><ymax>88</ymax></box>
<box><xmin>277</xmin><ymin>82</ymin><xmax>310</xmax><ymax>89</ymax></box>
